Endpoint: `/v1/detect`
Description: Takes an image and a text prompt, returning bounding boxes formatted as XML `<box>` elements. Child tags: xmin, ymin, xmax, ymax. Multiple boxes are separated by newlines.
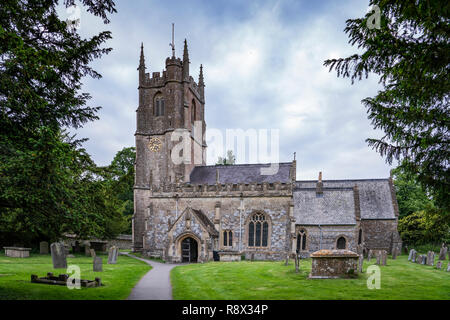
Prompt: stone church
<box><xmin>133</xmin><ymin>39</ymin><xmax>402</xmax><ymax>263</ymax></box>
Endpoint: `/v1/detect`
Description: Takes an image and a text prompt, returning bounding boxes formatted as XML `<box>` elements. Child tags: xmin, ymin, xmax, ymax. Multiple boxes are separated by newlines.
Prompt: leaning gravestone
<box><xmin>40</xmin><ymin>241</ymin><xmax>49</xmax><ymax>254</ymax></box>
<box><xmin>50</xmin><ymin>242</ymin><xmax>67</xmax><ymax>269</ymax></box>
<box><xmin>436</xmin><ymin>261</ymin><xmax>442</xmax><ymax>269</ymax></box>
<box><xmin>438</xmin><ymin>243</ymin><xmax>447</xmax><ymax>260</ymax></box>
<box><xmin>368</xmin><ymin>250</ymin><xmax>373</xmax><ymax>261</ymax></box>
<box><xmin>358</xmin><ymin>254</ymin><xmax>364</xmax><ymax>273</ymax></box>
<box><xmin>107</xmin><ymin>246</ymin><xmax>119</xmax><ymax>264</ymax></box>
<box><xmin>412</xmin><ymin>250</ymin><xmax>417</xmax><ymax>263</ymax></box>
<box><xmin>408</xmin><ymin>249</ymin><xmax>414</xmax><ymax>261</ymax></box>
<box><xmin>93</xmin><ymin>256</ymin><xmax>102</xmax><ymax>272</ymax></box>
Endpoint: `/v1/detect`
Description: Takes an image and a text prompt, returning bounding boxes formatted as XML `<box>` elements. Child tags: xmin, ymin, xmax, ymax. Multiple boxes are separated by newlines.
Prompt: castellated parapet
<box><xmin>138</xmin><ymin>181</ymin><xmax>293</xmax><ymax>198</ymax></box>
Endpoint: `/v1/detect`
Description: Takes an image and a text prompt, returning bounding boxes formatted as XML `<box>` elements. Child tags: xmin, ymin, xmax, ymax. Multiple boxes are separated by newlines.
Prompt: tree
<box><xmin>0</xmin><ymin>0</ymin><xmax>117</xmax><ymax>244</ymax></box>
<box><xmin>392</xmin><ymin>165</ymin><xmax>434</xmax><ymax>218</ymax></box>
<box><xmin>398</xmin><ymin>208</ymin><xmax>450</xmax><ymax>245</ymax></box>
<box><xmin>102</xmin><ymin>147</ymin><xmax>136</xmax><ymax>234</ymax></box>
<box><xmin>324</xmin><ymin>0</ymin><xmax>449</xmax><ymax>210</ymax></box>
<box><xmin>216</xmin><ymin>150</ymin><xmax>236</xmax><ymax>165</ymax></box>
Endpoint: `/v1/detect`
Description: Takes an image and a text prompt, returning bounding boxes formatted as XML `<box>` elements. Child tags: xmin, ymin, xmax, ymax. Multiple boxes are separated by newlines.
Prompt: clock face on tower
<box><xmin>148</xmin><ymin>137</ymin><xmax>162</xmax><ymax>152</ymax></box>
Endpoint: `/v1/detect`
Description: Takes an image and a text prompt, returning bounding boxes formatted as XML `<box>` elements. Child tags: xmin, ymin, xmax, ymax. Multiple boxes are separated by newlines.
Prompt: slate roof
<box><xmin>189</xmin><ymin>162</ymin><xmax>292</xmax><ymax>185</ymax></box>
<box><xmin>295</xmin><ymin>179</ymin><xmax>396</xmax><ymax>220</ymax></box>
<box><xmin>293</xmin><ymin>188</ymin><xmax>357</xmax><ymax>225</ymax></box>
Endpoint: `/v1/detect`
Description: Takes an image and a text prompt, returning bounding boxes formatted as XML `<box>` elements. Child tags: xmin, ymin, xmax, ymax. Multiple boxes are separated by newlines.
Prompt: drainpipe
<box><xmin>318</xmin><ymin>224</ymin><xmax>323</xmax><ymax>250</ymax></box>
<box><xmin>239</xmin><ymin>193</ymin><xmax>244</xmax><ymax>253</ymax></box>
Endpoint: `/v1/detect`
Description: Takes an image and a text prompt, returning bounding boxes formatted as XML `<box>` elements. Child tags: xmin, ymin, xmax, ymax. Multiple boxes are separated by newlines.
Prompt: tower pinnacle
<box><xmin>183</xmin><ymin>39</ymin><xmax>190</xmax><ymax>80</ymax></box>
<box><xmin>198</xmin><ymin>64</ymin><xmax>205</xmax><ymax>101</ymax></box>
<box><xmin>138</xmin><ymin>43</ymin><xmax>146</xmax><ymax>85</ymax></box>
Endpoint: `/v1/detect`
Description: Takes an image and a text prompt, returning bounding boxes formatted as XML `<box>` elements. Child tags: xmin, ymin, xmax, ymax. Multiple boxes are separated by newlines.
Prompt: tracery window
<box><xmin>248</xmin><ymin>212</ymin><xmax>269</xmax><ymax>247</ymax></box>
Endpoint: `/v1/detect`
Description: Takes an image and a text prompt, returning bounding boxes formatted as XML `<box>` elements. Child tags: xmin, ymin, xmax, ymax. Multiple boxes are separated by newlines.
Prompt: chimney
<box><xmin>316</xmin><ymin>171</ymin><xmax>323</xmax><ymax>195</ymax></box>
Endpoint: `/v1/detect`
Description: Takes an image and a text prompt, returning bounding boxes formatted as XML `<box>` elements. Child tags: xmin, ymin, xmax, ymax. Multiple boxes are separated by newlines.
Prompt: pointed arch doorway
<box><xmin>181</xmin><ymin>237</ymin><xmax>198</xmax><ymax>263</ymax></box>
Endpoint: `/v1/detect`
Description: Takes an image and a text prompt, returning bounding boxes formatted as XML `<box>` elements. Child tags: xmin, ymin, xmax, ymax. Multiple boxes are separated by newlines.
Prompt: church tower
<box><xmin>133</xmin><ymin>37</ymin><xmax>207</xmax><ymax>251</ymax></box>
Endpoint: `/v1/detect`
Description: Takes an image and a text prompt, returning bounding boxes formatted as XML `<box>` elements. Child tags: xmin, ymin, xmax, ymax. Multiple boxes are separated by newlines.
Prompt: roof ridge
<box><xmin>192</xmin><ymin>162</ymin><xmax>292</xmax><ymax>169</ymax></box>
<box><xmin>296</xmin><ymin>178</ymin><xmax>390</xmax><ymax>183</ymax></box>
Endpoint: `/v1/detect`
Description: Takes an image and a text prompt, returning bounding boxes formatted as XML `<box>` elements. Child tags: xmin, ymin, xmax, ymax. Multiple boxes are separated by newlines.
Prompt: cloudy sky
<box><xmin>66</xmin><ymin>0</ymin><xmax>395</xmax><ymax>180</ymax></box>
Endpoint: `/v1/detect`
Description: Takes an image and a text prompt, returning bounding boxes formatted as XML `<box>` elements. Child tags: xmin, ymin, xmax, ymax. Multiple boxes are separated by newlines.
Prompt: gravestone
<box><xmin>50</xmin><ymin>242</ymin><xmax>67</xmax><ymax>269</ymax></box>
<box><xmin>427</xmin><ymin>251</ymin><xmax>435</xmax><ymax>266</ymax></box>
<box><xmin>412</xmin><ymin>250</ymin><xmax>417</xmax><ymax>263</ymax></box>
<box><xmin>93</xmin><ymin>256</ymin><xmax>102</xmax><ymax>272</ymax></box>
<box><xmin>40</xmin><ymin>241</ymin><xmax>49</xmax><ymax>254</ymax></box>
<box><xmin>404</xmin><ymin>246</ymin><xmax>409</xmax><ymax>255</ymax></box>
<box><xmin>392</xmin><ymin>248</ymin><xmax>398</xmax><ymax>260</ymax></box>
<box><xmin>447</xmin><ymin>264</ymin><xmax>450</xmax><ymax>272</ymax></box>
<box><xmin>376</xmin><ymin>253</ymin><xmax>381</xmax><ymax>265</ymax></box>
<box><xmin>85</xmin><ymin>244</ymin><xmax>91</xmax><ymax>257</ymax></box>
<box><xmin>381</xmin><ymin>250</ymin><xmax>387</xmax><ymax>266</ymax></box>
<box><xmin>438</xmin><ymin>244</ymin><xmax>447</xmax><ymax>260</ymax></box>
<box><xmin>107</xmin><ymin>246</ymin><xmax>119</xmax><ymax>264</ymax></box>
<box><xmin>421</xmin><ymin>255</ymin><xmax>427</xmax><ymax>265</ymax></box>
<box><xmin>90</xmin><ymin>249</ymin><xmax>96</xmax><ymax>258</ymax></box>
<box><xmin>368</xmin><ymin>250</ymin><xmax>373</xmax><ymax>261</ymax></box>
<box><xmin>358</xmin><ymin>254</ymin><xmax>364</xmax><ymax>273</ymax></box>
<box><xmin>436</xmin><ymin>261</ymin><xmax>442</xmax><ymax>269</ymax></box>
<box><xmin>408</xmin><ymin>249</ymin><xmax>414</xmax><ymax>261</ymax></box>
<box><xmin>416</xmin><ymin>255</ymin><xmax>423</xmax><ymax>264</ymax></box>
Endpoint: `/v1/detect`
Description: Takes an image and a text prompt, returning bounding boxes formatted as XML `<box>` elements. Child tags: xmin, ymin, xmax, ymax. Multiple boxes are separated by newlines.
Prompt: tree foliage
<box><xmin>392</xmin><ymin>165</ymin><xmax>434</xmax><ymax>218</ymax></box>
<box><xmin>398</xmin><ymin>208</ymin><xmax>450</xmax><ymax>245</ymax></box>
<box><xmin>216</xmin><ymin>150</ymin><xmax>236</xmax><ymax>166</ymax></box>
<box><xmin>0</xmin><ymin>0</ymin><xmax>117</xmax><ymax>245</ymax></box>
<box><xmin>101</xmin><ymin>147</ymin><xmax>136</xmax><ymax>234</ymax></box>
<box><xmin>324</xmin><ymin>0</ymin><xmax>449</xmax><ymax>210</ymax></box>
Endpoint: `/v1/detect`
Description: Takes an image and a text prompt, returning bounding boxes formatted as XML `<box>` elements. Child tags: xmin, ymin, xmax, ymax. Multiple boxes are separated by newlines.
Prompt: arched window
<box><xmin>358</xmin><ymin>229</ymin><xmax>363</xmax><ymax>245</ymax></box>
<box><xmin>191</xmin><ymin>99</ymin><xmax>196</xmax><ymax>123</ymax></box>
<box><xmin>154</xmin><ymin>93</ymin><xmax>165</xmax><ymax>116</ymax></box>
<box><xmin>248</xmin><ymin>212</ymin><xmax>269</xmax><ymax>248</ymax></box>
<box><xmin>223</xmin><ymin>230</ymin><xmax>232</xmax><ymax>247</ymax></box>
<box><xmin>337</xmin><ymin>237</ymin><xmax>347</xmax><ymax>249</ymax></box>
<box><xmin>297</xmin><ymin>229</ymin><xmax>307</xmax><ymax>252</ymax></box>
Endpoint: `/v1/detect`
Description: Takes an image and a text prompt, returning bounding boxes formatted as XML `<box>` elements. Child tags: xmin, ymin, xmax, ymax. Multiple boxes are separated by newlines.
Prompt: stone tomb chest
<box><xmin>218</xmin><ymin>251</ymin><xmax>242</xmax><ymax>262</ymax></box>
<box><xmin>4</xmin><ymin>247</ymin><xmax>32</xmax><ymax>258</ymax></box>
<box><xmin>309</xmin><ymin>249</ymin><xmax>359</xmax><ymax>279</ymax></box>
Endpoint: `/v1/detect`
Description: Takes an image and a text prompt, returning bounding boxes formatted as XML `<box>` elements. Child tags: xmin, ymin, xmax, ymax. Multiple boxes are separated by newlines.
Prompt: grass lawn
<box><xmin>171</xmin><ymin>255</ymin><xmax>450</xmax><ymax>300</ymax></box>
<box><xmin>0</xmin><ymin>252</ymin><xmax>151</xmax><ymax>300</ymax></box>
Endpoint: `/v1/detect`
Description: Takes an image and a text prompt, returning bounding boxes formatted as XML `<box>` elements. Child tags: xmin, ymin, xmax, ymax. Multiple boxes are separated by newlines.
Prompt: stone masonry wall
<box><xmin>361</xmin><ymin>219</ymin><xmax>398</xmax><ymax>253</ymax></box>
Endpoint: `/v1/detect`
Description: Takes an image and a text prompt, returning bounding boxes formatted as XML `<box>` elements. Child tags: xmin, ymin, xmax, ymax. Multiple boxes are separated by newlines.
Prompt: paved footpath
<box><xmin>123</xmin><ymin>253</ymin><xmax>180</xmax><ymax>300</ymax></box>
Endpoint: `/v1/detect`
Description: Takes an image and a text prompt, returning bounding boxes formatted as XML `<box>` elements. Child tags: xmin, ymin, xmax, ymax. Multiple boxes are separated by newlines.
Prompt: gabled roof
<box><xmin>295</xmin><ymin>179</ymin><xmax>397</xmax><ymax>220</ymax></box>
<box><xmin>293</xmin><ymin>188</ymin><xmax>357</xmax><ymax>225</ymax></box>
<box><xmin>189</xmin><ymin>162</ymin><xmax>292</xmax><ymax>185</ymax></box>
<box><xmin>169</xmin><ymin>207</ymin><xmax>218</xmax><ymax>237</ymax></box>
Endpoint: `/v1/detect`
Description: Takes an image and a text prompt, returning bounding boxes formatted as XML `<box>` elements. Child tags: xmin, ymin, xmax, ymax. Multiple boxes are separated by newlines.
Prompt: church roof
<box><xmin>189</xmin><ymin>162</ymin><xmax>293</xmax><ymax>185</ymax></box>
<box><xmin>191</xmin><ymin>208</ymin><xmax>218</xmax><ymax>237</ymax></box>
<box><xmin>295</xmin><ymin>179</ymin><xmax>397</xmax><ymax>220</ymax></box>
<box><xmin>293</xmin><ymin>188</ymin><xmax>357</xmax><ymax>225</ymax></box>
